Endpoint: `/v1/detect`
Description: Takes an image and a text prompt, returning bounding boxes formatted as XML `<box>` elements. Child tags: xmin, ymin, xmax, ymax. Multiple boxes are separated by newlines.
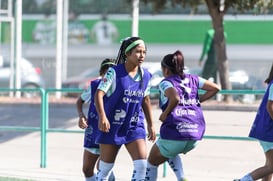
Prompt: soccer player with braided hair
<box><xmin>95</xmin><ymin>36</ymin><xmax>156</xmax><ymax>180</ymax></box>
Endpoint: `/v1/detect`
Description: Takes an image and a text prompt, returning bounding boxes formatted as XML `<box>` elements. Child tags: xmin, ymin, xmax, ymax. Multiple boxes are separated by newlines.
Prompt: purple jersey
<box><xmin>159</xmin><ymin>74</ymin><xmax>205</xmax><ymax>140</ymax></box>
<box><xmin>96</xmin><ymin>64</ymin><xmax>152</xmax><ymax>145</ymax></box>
<box><xmin>249</xmin><ymin>81</ymin><xmax>273</xmax><ymax>142</ymax></box>
<box><xmin>84</xmin><ymin>79</ymin><xmax>101</xmax><ymax>148</ymax></box>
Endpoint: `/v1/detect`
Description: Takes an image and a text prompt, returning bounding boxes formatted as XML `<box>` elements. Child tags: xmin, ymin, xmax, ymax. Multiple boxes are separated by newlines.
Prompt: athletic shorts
<box><xmin>259</xmin><ymin>140</ymin><xmax>273</xmax><ymax>153</ymax></box>
<box><xmin>84</xmin><ymin>147</ymin><xmax>100</xmax><ymax>155</ymax></box>
<box><xmin>156</xmin><ymin>137</ymin><xmax>198</xmax><ymax>158</ymax></box>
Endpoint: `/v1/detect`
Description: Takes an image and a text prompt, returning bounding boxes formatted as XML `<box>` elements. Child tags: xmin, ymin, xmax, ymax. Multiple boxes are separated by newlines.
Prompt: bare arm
<box><xmin>159</xmin><ymin>87</ymin><xmax>180</xmax><ymax>122</ymax></box>
<box><xmin>267</xmin><ymin>100</ymin><xmax>273</xmax><ymax>120</ymax></box>
<box><xmin>95</xmin><ymin>89</ymin><xmax>110</xmax><ymax>132</ymax></box>
<box><xmin>199</xmin><ymin>80</ymin><xmax>221</xmax><ymax>103</ymax></box>
<box><xmin>76</xmin><ymin>97</ymin><xmax>88</xmax><ymax>129</ymax></box>
<box><xmin>142</xmin><ymin>96</ymin><xmax>156</xmax><ymax>142</ymax></box>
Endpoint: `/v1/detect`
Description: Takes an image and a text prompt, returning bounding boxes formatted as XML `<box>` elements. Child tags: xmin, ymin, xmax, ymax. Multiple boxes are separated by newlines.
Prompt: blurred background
<box><xmin>0</xmin><ymin>0</ymin><xmax>272</xmax><ymax>100</ymax></box>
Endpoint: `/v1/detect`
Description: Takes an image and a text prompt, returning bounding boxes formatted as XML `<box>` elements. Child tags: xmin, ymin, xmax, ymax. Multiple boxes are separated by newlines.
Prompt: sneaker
<box><xmin>233</xmin><ymin>179</ymin><xmax>240</xmax><ymax>181</ymax></box>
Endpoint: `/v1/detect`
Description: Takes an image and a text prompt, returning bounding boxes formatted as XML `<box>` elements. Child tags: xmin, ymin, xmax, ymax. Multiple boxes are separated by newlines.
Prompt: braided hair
<box><xmin>161</xmin><ymin>50</ymin><xmax>185</xmax><ymax>78</ymax></box>
<box><xmin>115</xmin><ymin>36</ymin><xmax>144</xmax><ymax>64</ymax></box>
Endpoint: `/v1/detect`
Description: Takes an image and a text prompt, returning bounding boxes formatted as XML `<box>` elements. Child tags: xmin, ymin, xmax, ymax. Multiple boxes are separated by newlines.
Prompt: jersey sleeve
<box><xmin>159</xmin><ymin>80</ymin><xmax>173</xmax><ymax>93</ymax></box>
<box><xmin>97</xmin><ymin>67</ymin><xmax>115</xmax><ymax>94</ymax></box>
<box><xmin>80</xmin><ymin>86</ymin><xmax>91</xmax><ymax>103</ymax></box>
<box><xmin>198</xmin><ymin>76</ymin><xmax>206</xmax><ymax>88</ymax></box>
<box><xmin>144</xmin><ymin>80</ymin><xmax>151</xmax><ymax>97</ymax></box>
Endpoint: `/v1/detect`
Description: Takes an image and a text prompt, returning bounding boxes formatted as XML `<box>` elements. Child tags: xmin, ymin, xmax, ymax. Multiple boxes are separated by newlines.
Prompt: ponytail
<box><xmin>173</xmin><ymin>50</ymin><xmax>184</xmax><ymax>77</ymax></box>
<box><xmin>161</xmin><ymin>50</ymin><xmax>185</xmax><ymax>78</ymax></box>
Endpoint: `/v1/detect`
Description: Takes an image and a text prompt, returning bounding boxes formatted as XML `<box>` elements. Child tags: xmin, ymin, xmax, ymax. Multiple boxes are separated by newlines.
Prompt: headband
<box><xmin>125</xmin><ymin>39</ymin><xmax>145</xmax><ymax>53</ymax></box>
<box><xmin>101</xmin><ymin>61</ymin><xmax>115</xmax><ymax>67</ymax></box>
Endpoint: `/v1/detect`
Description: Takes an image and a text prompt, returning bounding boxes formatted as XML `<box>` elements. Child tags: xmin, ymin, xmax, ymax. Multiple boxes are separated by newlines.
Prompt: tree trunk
<box><xmin>205</xmin><ymin>0</ymin><xmax>233</xmax><ymax>103</ymax></box>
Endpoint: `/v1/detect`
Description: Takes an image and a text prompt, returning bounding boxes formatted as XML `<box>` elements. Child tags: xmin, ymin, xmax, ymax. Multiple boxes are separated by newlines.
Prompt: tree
<box><xmin>142</xmin><ymin>0</ymin><xmax>273</xmax><ymax>102</ymax></box>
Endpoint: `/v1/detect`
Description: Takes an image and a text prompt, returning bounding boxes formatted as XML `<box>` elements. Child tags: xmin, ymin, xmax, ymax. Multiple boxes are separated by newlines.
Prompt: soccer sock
<box><xmin>239</xmin><ymin>173</ymin><xmax>254</xmax><ymax>181</ymax></box>
<box><xmin>145</xmin><ymin>161</ymin><xmax>158</xmax><ymax>181</ymax></box>
<box><xmin>168</xmin><ymin>155</ymin><xmax>185</xmax><ymax>180</ymax></box>
<box><xmin>96</xmin><ymin>160</ymin><xmax>114</xmax><ymax>181</ymax></box>
<box><xmin>85</xmin><ymin>174</ymin><xmax>96</xmax><ymax>181</ymax></box>
<box><xmin>131</xmin><ymin>159</ymin><xmax>147</xmax><ymax>181</ymax></box>
<box><xmin>108</xmin><ymin>170</ymin><xmax>115</xmax><ymax>181</ymax></box>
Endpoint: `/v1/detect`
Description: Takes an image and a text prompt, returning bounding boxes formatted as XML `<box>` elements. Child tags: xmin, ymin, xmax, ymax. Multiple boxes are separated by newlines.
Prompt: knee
<box><xmin>82</xmin><ymin>166</ymin><xmax>94</xmax><ymax>177</ymax></box>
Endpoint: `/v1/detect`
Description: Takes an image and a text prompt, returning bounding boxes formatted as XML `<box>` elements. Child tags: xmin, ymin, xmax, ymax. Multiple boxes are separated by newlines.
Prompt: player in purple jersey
<box><xmin>146</xmin><ymin>50</ymin><xmax>220</xmax><ymax>181</ymax></box>
<box><xmin>234</xmin><ymin>63</ymin><xmax>273</xmax><ymax>181</ymax></box>
<box><xmin>76</xmin><ymin>58</ymin><xmax>115</xmax><ymax>181</ymax></box>
<box><xmin>95</xmin><ymin>37</ymin><xmax>156</xmax><ymax>181</ymax></box>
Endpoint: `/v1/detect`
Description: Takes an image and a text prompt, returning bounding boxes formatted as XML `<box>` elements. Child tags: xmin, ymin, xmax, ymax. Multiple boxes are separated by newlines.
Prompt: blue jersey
<box><xmin>249</xmin><ymin>81</ymin><xmax>273</xmax><ymax>142</ymax></box>
<box><xmin>159</xmin><ymin>74</ymin><xmax>205</xmax><ymax>141</ymax></box>
<box><xmin>83</xmin><ymin>79</ymin><xmax>101</xmax><ymax>149</ymax></box>
<box><xmin>96</xmin><ymin>64</ymin><xmax>152</xmax><ymax>145</ymax></box>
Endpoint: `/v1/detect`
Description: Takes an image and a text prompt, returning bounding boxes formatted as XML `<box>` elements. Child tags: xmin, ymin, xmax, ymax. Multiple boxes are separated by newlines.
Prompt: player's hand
<box><xmin>98</xmin><ymin>117</ymin><xmax>110</xmax><ymax>133</ymax></box>
<box><xmin>78</xmin><ymin>115</ymin><xmax>88</xmax><ymax>129</ymax></box>
<box><xmin>147</xmin><ymin>125</ymin><xmax>156</xmax><ymax>142</ymax></box>
<box><xmin>159</xmin><ymin>112</ymin><xmax>168</xmax><ymax>122</ymax></box>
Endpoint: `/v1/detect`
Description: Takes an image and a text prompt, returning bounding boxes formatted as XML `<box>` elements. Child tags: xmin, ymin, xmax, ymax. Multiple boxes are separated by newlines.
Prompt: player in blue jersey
<box><xmin>234</xmin><ymin>63</ymin><xmax>273</xmax><ymax>181</ymax></box>
<box><xmin>76</xmin><ymin>58</ymin><xmax>115</xmax><ymax>181</ymax></box>
<box><xmin>95</xmin><ymin>36</ymin><xmax>156</xmax><ymax>180</ymax></box>
<box><xmin>146</xmin><ymin>50</ymin><xmax>220</xmax><ymax>181</ymax></box>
